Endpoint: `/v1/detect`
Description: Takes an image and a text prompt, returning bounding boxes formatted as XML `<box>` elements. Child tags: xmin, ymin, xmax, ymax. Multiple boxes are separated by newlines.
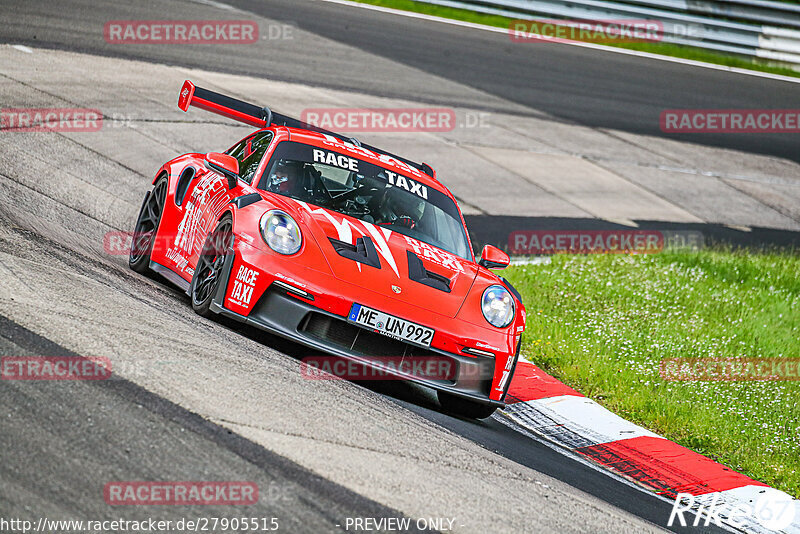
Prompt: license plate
<box><xmin>348</xmin><ymin>304</ymin><xmax>434</xmax><ymax>347</ymax></box>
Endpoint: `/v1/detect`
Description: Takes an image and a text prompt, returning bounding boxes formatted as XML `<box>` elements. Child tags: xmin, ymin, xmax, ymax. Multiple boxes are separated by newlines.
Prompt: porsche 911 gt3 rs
<box><xmin>129</xmin><ymin>80</ymin><xmax>525</xmax><ymax>419</ymax></box>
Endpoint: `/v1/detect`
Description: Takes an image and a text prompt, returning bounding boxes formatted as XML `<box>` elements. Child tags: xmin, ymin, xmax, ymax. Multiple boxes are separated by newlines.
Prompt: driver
<box><xmin>384</xmin><ymin>189</ymin><xmax>425</xmax><ymax>229</ymax></box>
<box><xmin>265</xmin><ymin>160</ymin><xmax>304</xmax><ymax>195</ymax></box>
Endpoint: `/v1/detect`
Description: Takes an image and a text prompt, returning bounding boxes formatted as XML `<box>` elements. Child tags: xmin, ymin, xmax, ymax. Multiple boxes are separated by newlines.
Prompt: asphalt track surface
<box><xmin>228</xmin><ymin>0</ymin><xmax>800</xmax><ymax>163</ymax></box>
<box><xmin>0</xmin><ymin>316</ymin><xmax>427</xmax><ymax>533</ymax></box>
<box><xmin>5</xmin><ymin>0</ymin><xmax>799</xmax><ymax>162</ymax></box>
<box><xmin>0</xmin><ymin>0</ymin><xmax>788</xmax><ymax>532</ymax></box>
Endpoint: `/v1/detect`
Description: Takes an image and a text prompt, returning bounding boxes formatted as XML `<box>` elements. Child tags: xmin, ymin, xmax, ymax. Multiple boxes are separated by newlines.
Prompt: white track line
<box><xmin>316</xmin><ymin>0</ymin><xmax>800</xmax><ymax>84</ymax></box>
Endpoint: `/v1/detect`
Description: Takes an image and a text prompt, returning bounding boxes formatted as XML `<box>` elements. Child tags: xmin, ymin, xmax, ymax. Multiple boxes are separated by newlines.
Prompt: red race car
<box><xmin>129</xmin><ymin>81</ymin><xmax>526</xmax><ymax>418</ymax></box>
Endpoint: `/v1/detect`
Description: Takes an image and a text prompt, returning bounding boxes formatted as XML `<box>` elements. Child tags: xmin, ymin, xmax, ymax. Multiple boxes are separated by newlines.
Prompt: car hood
<box><xmin>284</xmin><ymin>199</ymin><xmax>479</xmax><ymax>318</ymax></box>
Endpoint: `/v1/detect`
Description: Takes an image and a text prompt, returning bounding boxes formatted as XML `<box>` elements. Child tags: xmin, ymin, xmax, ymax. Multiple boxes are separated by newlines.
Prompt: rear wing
<box><xmin>177</xmin><ymin>80</ymin><xmax>434</xmax><ymax>177</ymax></box>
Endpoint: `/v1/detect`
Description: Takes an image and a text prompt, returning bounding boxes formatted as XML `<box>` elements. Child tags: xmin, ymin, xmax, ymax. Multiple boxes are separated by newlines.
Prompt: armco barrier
<box><xmin>416</xmin><ymin>0</ymin><xmax>800</xmax><ymax>69</ymax></box>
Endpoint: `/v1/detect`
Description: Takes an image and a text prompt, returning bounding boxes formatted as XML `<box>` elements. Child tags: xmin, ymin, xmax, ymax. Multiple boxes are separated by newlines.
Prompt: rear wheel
<box><xmin>129</xmin><ymin>176</ymin><xmax>167</xmax><ymax>274</ymax></box>
<box><xmin>190</xmin><ymin>216</ymin><xmax>233</xmax><ymax>318</ymax></box>
<box><xmin>437</xmin><ymin>391</ymin><xmax>497</xmax><ymax>420</ymax></box>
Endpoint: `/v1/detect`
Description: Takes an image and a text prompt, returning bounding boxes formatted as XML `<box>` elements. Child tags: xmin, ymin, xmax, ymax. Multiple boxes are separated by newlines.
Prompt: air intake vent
<box><xmin>329</xmin><ymin>236</ymin><xmax>381</xmax><ymax>269</ymax></box>
<box><xmin>301</xmin><ymin>313</ymin><xmax>414</xmax><ymax>357</ymax></box>
<box><xmin>406</xmin><ymin>250</ymin><xmax>451</xmax><ymax>293</ymax></box>
<box><xmin>298</xmin><ymin>313</ymin><xmax>462</xmax><ymax>386</ymax></box>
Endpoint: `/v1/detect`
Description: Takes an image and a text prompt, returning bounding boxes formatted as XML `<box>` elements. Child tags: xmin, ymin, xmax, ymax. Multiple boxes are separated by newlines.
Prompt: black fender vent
<box><xmin>175</xmin><ymin>166</ymin><xmax>195</xmax><ymax>206</ymax></box>
<box><xmin>407</xmin><ymin>250</ymin><xmax>451</xmax><ymax>293</ymax></box>
<box><xmin>329</xmin><ymin>236</ymin><xmax>381</xmax><ymax>269</ymax></box>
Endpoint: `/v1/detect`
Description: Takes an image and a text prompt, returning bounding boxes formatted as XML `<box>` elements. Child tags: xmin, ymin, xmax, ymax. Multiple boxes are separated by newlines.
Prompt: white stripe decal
<box><xmin>294</xmin><ymin>200</ymin><xmax>362</xmax><ymax>245</ymax></box>
<box><xmin>293</xmin><ymin>200</ymin><xmax>399</xmax><ymax>277</ymax></box>
<box><xmin>360</xmin><ymin>220</ymin><xmax>400</xmax><ymax>278</ymax></box>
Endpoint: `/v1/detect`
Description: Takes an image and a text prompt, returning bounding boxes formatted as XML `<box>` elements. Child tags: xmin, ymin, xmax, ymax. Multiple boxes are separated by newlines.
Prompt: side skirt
<box><xmin>149</xmin><ymin>260</ymin><xmax>191</xmax><ymax>294</ymax></box>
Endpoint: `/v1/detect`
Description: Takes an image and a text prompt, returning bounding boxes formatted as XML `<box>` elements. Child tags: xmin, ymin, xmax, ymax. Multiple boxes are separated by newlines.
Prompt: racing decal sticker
<box><xmin>165</xmin><ymin>248</ymin><xmax>189</xmax><ymax>273</ymax></box>
<box><xmin>319</xmin><ymin>134</ymin><xmax>421</xmax><ymax>177</ymax></box>
<box><xmin>294</xmin><ymin>199</ymin><xmax>361</xmax><ymax>245</ymax></box>
<box><xmin>312</xmin><ymin>143</ymin><xmax>428</xmax><ymax>200</ymax></box>
<box><xmin>228</xmin><ymin>265</ymin><xmax>259</xmax><ymax>307</ymax></box>
<box><xmin>174</xmin><ymin>171</ymin><xmax>230</xmax><ymax>257</ymax></box>
<box><xmin>495</xmin><ymin>352</ymin><xmax>516</xmax><ymax>393</ymax></box>
<box><xmin>275</xmin><ymin>140</ymin><xmax>462</xmax><ymax>222</ymax></box>
<box><xmin>274</xmin><ymin>272</ymin><xmax>308</xmax><ymax>288</ymax></box>
<box><xmin>312</xmin><ymin>149</ymin><xmax>359</xmax><ymax>171</ymax></box>
<box><xmin>403</xmin><ymin>235</ymin><xmax>465</xmax><ymax>274</ymax></box>
<box><xmin>385</xmin><ymin>170</ymin><xmax>428</xmax><ymax>200</ymax></box>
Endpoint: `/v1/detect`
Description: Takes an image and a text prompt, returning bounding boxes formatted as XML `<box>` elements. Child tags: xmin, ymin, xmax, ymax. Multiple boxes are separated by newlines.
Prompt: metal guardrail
<box><xmin>416</xmin><ymin>0</ymin><xmax>800</xmax><ymax>69</ymax></box>
<box><xmin>628</xmin><ymin>0</ymin><xmax>800</xmax><ymax>28</ymax></box>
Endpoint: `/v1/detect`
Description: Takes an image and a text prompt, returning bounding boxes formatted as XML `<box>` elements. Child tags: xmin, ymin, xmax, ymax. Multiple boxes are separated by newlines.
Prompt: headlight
<box><xmin>260</xmin><ymin>210</ymin><xmax>302</xmax><ymax>255</ymax></box>
<box><xmin>481</xmin><ymin>285</ymin><xmax>515</xmax><ymax>328</ymax></box>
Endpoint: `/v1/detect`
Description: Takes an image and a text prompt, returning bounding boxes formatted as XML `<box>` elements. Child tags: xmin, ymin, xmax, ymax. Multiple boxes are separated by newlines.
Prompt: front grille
<box><xmin>300</xmin><ymin>312</ymin><xmax>415</xmax><ymax>358</ymax></box>
<box><xmin>297</xmin><ymin>313</ymin><xmax>494</xmax><ymax>386</ymax></box>
<box><xmin>300</xmin><ymin>312</ymin><xmax>360</xmax><ymax>348</ymax></box>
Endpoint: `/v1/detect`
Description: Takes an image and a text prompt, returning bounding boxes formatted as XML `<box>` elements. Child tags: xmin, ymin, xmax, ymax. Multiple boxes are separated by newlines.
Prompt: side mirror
<box><xmin>204</xmin><ymin>152</ymin><xmax>239</xmax><ymax>190</ymax></box>
<box><xmin>478</xmin><ymin>244</ymin><xmax>510</xmax><ymax>269</ymax></box>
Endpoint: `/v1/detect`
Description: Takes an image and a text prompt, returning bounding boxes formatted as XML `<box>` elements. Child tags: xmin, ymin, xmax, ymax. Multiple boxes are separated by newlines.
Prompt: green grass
<box><xmin>353</xmin><ymin>0</ymin><xmax>800</xmax><ymax>79</ymax></box>
<box><xmin>502</xmin><ymin>248</ymin><xmax>800</xmax><ymax>498</ymax></box>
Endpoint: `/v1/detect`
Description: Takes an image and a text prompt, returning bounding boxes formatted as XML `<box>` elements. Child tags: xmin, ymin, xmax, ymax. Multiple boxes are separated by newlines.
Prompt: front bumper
<box><xmin>210</xmin><ymin>249</ymin><xmax>504</xmax><ymax>408</ymax></box>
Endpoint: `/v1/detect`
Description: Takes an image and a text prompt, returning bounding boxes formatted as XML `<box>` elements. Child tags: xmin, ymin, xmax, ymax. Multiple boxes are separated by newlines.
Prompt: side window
<box><xmin>226</xmin><ymin>131</ymin><xmax>274</xmax><ymax>184</ymax></box>
<box><xmin>226</xmin><ymin>133</ymin><xmax>254</xmax><ymax>162</ymax></box>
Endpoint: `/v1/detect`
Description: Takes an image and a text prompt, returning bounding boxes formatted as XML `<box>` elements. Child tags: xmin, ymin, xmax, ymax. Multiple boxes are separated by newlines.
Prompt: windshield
<box><xmin>257</xmin><ymin>141</ymin><xmax>472</xmax><ymax>260</ymax></box>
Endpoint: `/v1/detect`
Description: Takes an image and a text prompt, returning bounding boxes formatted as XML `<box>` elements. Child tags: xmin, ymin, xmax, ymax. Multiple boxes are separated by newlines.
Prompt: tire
<box><xmin>437</xmin><ymin>391</ymin><xmax>497</xmax><ymax>420</ymax></box>
<box><xmin>129</xmin><ymin>176</ymin><xmax>168</xmax><ymax>274</ymax></box>
<box><xmin>190</xmin><ymin>216</ymin><xmax>233</xmax><ymax>318</ymax></box>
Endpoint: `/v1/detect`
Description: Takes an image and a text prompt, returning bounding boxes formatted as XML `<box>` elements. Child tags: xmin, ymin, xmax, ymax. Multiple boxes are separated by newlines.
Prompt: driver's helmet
<box><xmin>266</xmin><ymin>160</ymin><xmax>304</xmax><ymax>194</ymax></box>
<box><xmin>388</xmin><ymin>190</ymin><xmax>425</xmax><ymax>229</ymax></box>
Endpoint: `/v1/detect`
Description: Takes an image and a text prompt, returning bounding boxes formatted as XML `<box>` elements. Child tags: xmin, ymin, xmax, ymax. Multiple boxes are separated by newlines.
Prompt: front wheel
<box><xmin>190</xmin><ymin>216</ymin><xmax>233</xmax><ymax>318</ymax></box>
<box><xmin>437</xmin><ymin>391</ymin><xmax>497</xmax><ymax>420</ymax></box>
